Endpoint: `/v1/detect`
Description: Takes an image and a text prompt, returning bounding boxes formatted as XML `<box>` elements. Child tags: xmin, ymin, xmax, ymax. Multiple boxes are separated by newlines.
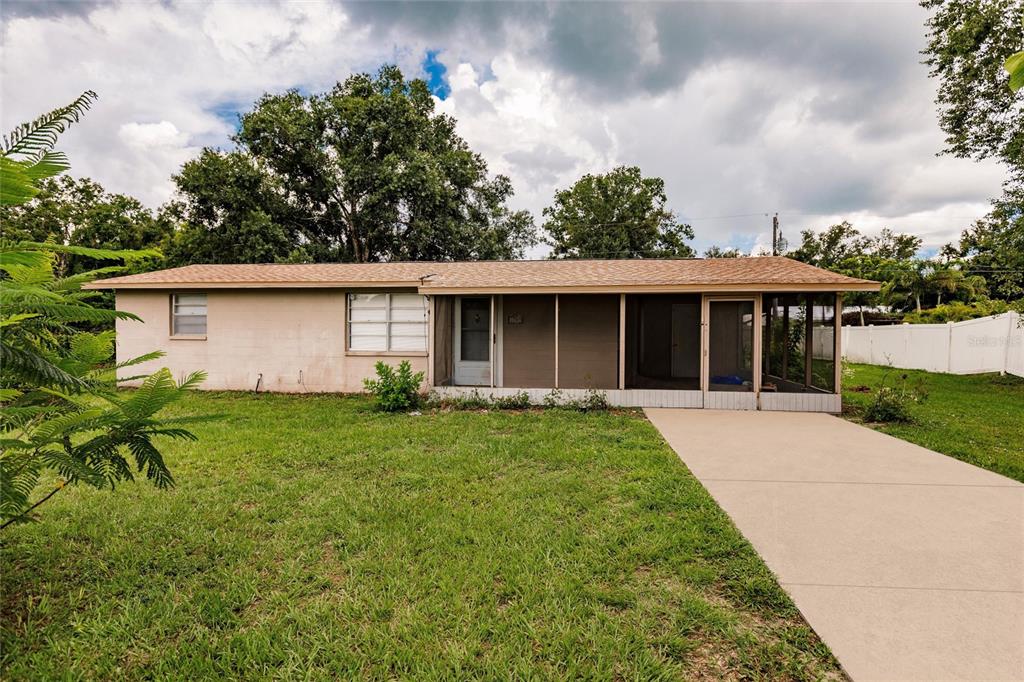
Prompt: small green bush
<box><xmin>492</xmin><ymin>391</ymin><xmax>531</xmax><ymax>409</ymax></box>
<box><xmin>541</xmin><ymin>388</ymin><xmax>610</xmax><ymax>412</ymax></box>
<box><xmin>427</xmin><ymin>388</ymin><xmax>611</xmax><ymax>412</ymax></box>
<box><xmin>363</xmin><ymin>360</ymin><xmax>425</xmax><ymax>412</ymax></box>
<box><xmin>864</xmin><ymin>372</ymin><xmax>926</xmax><ymax>423</ymax></box>
<box><xmin>578</xmin><ymin>388</ymin><xmax>611</xmax><ymax>412</ymax></box>
<box><xmin>542</xmin><ymin>388</ymin><xmax>566</xmax><ymax>408</ymax></box>
<box><xmin>902</xmin><ymin>299</ymin><xmax>1021</xmax><ymax>324</ymax></box>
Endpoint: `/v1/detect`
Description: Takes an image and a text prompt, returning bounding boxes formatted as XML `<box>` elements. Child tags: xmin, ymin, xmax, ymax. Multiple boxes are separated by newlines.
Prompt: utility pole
<box><xmin>771</xmin><ymin>213</ymin><xmax>779</xmax><ymax>256</ymax></box>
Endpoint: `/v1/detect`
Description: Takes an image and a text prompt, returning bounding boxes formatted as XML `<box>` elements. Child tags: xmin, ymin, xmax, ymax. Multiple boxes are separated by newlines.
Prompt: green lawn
<box><xmin>1</xmin><ymin>393</ymin><xmax>839</xmax><ymax>680</ymax></box>
<box><xmin>843</xmin><ymin>363</ymin><xmax>1024</xmax><ymax>483</ymax></box>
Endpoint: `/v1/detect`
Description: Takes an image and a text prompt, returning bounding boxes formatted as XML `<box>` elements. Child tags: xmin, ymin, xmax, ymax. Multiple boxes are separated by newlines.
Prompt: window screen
<box><xmin>348</xmin><ymin>293</ymin><xmax>428</xmax><ymax>352</ymax></box>
<box><xmin>172</xmin><ymin>293</ymin><xmax>207</xmax><ymax>335</ymax></box>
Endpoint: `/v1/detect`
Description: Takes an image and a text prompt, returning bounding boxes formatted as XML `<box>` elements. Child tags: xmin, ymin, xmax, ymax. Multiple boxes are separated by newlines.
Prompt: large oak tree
<box><xmin>170</xmin><ymin>65</ymin><xmax>535</xmax><ymax>264</ymax></box>
<box><xmin>543</xmin><ymin>166</ymin><xmax>695</xmax><ymax>259</ymax></box>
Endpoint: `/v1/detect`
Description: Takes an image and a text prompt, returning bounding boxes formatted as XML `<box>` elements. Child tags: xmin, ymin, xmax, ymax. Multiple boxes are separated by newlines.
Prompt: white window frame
<box><xmin>170</xmin><ymin>292</ymin><xmax>208</xmax><ymax>338</ymax></box>
<box><xmin>347</xmin><ymin>293</ymin><xmax>428</xmax><ymax>354</ymax></box>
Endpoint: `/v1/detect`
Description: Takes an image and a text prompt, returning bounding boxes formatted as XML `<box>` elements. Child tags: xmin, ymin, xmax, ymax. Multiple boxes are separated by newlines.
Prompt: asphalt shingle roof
<box><xmin>86</xmin><ymin>257</ymin><xmax>879</xmax><ymax>292</ymax></box>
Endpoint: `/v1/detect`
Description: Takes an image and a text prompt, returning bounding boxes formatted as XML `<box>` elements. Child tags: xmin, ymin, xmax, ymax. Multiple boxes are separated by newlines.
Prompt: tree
<box><xmin>928</xmin><ymin>265</ymin><xmax>987</xmax><ymax>305</ymax></box>
<box><xmin>789</xmin><ymin>222</ymin><xmax>924</xmax><ymax>323</ymax></box>
<box><xmin>921</xmin><ymin>0</ymin><xmax>1023</xmax><ymax>167</ymax></box>
<box><xmin>543</xmin><ymin>166</ymin><xmax>695</xmax><ymax>259</ymax></box>
<box><xmin>1</xmin><ymin>93</ymin><xmax>207</xmax><ymax>527</ymax></box>
<box><xmin>942</xmin><ymin>187</ymin><xmax>1024</xmax><ymax>300</ymax></box>
<box><xmin>923</xmin><ymin>1</ymin><xmax>1024</xmax><ymax>302</ymax></box>
<box><xmin>0</xmin><ymin>175</ymin><xmax>172</xmax><ymax>276</ymax></box>
<box><xmin>787</xmin><ymin>221</ymin><xmax>864</xmax><ymax>268</ymax></box>
<box><xmin>703</xmin><ymin>246</ymin><xmax>743</xmax><ymax>258</ymax></box>
<box><xmin>172</xmin><ymin>65</ymin><xmax>535</xmax><ymax>264</ymax></box>
<box><xmin>165</xmin><ymin>150</ymin><xmax>295</xmax><ymax>265</ymax></box>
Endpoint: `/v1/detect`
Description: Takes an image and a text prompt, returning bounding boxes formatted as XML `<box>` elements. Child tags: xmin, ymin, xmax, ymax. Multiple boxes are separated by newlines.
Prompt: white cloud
<box><xmin>0</xmin><ymin>0</ymin><xmax>1008</xmax><ymax>257</ymax></box>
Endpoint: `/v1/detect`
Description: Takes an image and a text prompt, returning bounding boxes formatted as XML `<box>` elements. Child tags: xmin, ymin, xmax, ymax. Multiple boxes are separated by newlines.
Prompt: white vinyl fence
<box><xmin>842</xmin><ymin>312</ymin><xmax>1023</xmax><ymax>377</ymax></box>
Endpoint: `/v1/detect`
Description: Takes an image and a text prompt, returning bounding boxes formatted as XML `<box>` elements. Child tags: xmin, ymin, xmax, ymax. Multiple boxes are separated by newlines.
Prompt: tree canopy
<box><xmin>703</xmin><ymin>246</ymin><xmax>743</xmax><ymax>258</ymax></box>
<box><xmin>543</xmin><ymin>166</ymin><xmax>695</xmax><ymax>259</ymax></box>
<box><xmin>922</xmin><ymin>0</ymin><xmax>1024</xmax><ymax>306</ymax></box>
<box><xmin>922</xmin><ymin>0</ymin><xmax>1023</xmax><ymax>167</ymax></box>
<box><xmin>942</xmin><ymin>185</ymin><xmax>1024</xmax><ymax>300</ymax></box>
<box><xmin>170</xmin><ymin>65</ymin><xmax>535</xmax><ymax>264</ymax></box>
<box><xmin>0</xmin><ymin>175</ymin><xmax>172</xmax><ymax>276</ymax></box>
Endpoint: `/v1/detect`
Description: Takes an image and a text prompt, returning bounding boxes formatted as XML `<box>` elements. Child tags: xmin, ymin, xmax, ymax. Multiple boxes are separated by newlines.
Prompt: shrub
<box><xmin>902</xmin><ymin>299</ymin><xmax>1020</xmax><ymax>324</ymax></box>
<box><xmin>542</xmin><ymin>388</ymin><xmax>566</xmax><ymax>408</ymax></box>
<box><xmin>863</xmin><ymin>372</ymin><xmax>927</xmax><ymax>423</ymax></box>
<box><xmin>541</xmin><ymin>388</ymin><xmax>610</xmax><ymax>412</ymax></box>
<box><xmin>363</xmin><ymin>361</ymin><xmax>425</xmax><ymax>412</ymax></box>
<box><xmin>578</xmin><ymin>388</ymin><xmax>611</xmax><ymax>412</ymax></box>
<box><xmin>492</xmin><ymin>391</ymin><xmax>531</xmax><ymax>409</ymax></box>
<box><xmin>427</xmin><ymin>389</ymin><xmax>490</xmax><ymax>410</ymax></box>
<box><xmin>427</xmin><ymin>388</ymin><xmax>610</xmax><ymax>412</ymax></box>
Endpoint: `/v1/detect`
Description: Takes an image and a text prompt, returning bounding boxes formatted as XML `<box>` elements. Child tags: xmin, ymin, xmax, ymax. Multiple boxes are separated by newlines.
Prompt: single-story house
<box><xmin>87</xmin><ymin>257</ymin><xmax>879</xmax><ymax>412</ymax></box>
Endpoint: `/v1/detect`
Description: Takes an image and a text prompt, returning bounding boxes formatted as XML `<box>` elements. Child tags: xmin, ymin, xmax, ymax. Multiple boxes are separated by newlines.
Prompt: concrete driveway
<box><xmin>645</xmin><ymin>409</ymin><xmax>1024</xmax><ymax>681</ymax></box>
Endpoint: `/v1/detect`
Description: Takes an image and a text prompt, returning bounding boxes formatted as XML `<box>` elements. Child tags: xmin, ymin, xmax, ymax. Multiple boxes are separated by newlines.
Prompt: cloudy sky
<box><xmin>0</xmin><ymin>0</ymin><xmax>1008</xmax><ymax>257</ymax></box>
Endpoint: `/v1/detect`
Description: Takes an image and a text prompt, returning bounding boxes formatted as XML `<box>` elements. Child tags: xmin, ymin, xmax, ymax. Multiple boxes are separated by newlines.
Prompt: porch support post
<box><xmin>427</xmin><ymin>295</ymin><xmax>435</xmax><ymax>388</ymax></box>
<box><xmin>834</xmin><ymin>293</ymin><xmax>843</xmax><ymax>394</ymax></box>
<box><xmin>753</xmin><ymin>294</ymin><xmax>763</xmax><ymax>395</ymax></box>
<box><xmin>781</xmin><ymin>301</ymin><xmax>789</xmax><ymax>380</ymax></box>
<box><xmin>489</xmin><ymin>294</ymin><xmax>496</xmax><ymax>388</ymax></box>
<box><xmin>804</xmin><ymin>294</ymin><xmax>814</xmax><ymax>388</ymax></box>
<box><xmin>554</xmin><ymin>294</ymin><xmax>560</xmax><ymax>389</ymax></box>
<box><xmin>618</xmin><ymin>294</ymin><xmax>626</xmax><ymax>390</ymax></box>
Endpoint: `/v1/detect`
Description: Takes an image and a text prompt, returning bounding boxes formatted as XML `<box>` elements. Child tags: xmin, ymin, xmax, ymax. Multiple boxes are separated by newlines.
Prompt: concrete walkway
<box><xmin>645</xmin><ymin>409</ymin><xmax>1024</xmax><ymax>681</ymax></box>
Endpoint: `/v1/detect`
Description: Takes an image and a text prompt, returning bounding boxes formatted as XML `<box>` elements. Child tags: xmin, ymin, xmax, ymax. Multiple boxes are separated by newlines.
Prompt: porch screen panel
<box><xmin>761</xmin><ymin>293</ymin><xmax>837</xmax><ymax>394</ymax></box>
<box><xmin>433</xmin><ymin>296</ymin><xmax>454</xmax><ymax>386</ymax></box>
<box><xmin>811</xmin><ymin>295</ymin><xmax>836</xmax><ymax>391</ymax></box>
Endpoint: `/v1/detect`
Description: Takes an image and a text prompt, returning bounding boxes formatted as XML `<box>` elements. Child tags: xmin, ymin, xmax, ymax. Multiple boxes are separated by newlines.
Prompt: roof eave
<box><xmin>83</xmin><ymin>280</ymin><xmax>424</xmax><ymax>290</ymax></box>
<box><xmin>417</xmin><ymin>282</ymin><xmax>881</xmax><ymax>294</ymax></box>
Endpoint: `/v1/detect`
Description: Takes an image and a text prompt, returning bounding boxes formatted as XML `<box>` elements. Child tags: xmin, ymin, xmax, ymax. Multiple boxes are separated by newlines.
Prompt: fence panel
<box><xmin>841</xmin><ymin>313</ymin><xmax>1021</xmax><ymax>377</ymax></box>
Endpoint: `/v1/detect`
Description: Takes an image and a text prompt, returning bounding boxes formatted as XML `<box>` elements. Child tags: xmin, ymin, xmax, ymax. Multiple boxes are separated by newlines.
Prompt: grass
<box><xmin>842</xmin><ymin>363</ymin><xmax>1024</xmax><ymax>483</ymax></box>
<box><xmin>1</xmin><ymin>393</ymin><xmax>840</xmax><ymax>680</ymax></box>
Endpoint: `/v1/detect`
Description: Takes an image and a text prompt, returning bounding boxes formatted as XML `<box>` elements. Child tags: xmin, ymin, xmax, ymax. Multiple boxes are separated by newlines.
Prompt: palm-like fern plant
<box><xmin>1</xmin><ymin>90</ymin><xmax>97</xmax><ymax>207</ymax></box>
<box><xmin>1</xmin><ymin>94</ymin><xmax>209</xmax><ymax>528</ymax></box>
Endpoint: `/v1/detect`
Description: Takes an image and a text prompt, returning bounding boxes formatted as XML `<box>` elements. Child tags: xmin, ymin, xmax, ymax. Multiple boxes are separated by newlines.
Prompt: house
<box><xmin>87</xmin><ymin>257</ymin><xmax>879</xmax><ymax>412</ymax></box>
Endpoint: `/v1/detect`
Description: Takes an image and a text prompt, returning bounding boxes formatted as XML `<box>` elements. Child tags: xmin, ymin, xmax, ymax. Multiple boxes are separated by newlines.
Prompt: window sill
<box><xmin>345</xmin><ymin>351</ymin><xmax>428</xmax><ymax>357</ymax></box>
<box><xmin>170</xmin><ymin>334</ymin><xmax>207</xmax><ymax>341</ymax></box>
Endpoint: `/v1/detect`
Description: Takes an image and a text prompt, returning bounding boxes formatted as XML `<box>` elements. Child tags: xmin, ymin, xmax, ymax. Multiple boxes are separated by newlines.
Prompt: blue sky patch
<box><xmin>422</xmin><ymin>50</ymin><xmax>450</xmax><ymax>100</ymax></box>
<box><xmin>211</xmin><ymin>102</ymin><xmax>244</xmax><ymax>133</ymax></box>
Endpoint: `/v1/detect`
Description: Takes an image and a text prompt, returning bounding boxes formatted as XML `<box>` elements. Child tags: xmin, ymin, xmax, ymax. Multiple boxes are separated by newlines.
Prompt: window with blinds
<box><xmin>171</xmin><ymin>293</ymin><xmax>207</xmax><ymax>336</ymax></box>
<box><xmin>347</xmin><ymin>293</ymin><xmax>428</xmax><ymax>352</ymax></box>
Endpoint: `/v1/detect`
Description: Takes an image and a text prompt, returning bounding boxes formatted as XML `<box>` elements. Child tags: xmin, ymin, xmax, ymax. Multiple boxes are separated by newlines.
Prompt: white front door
<box><xmin>454</xmin><ymin>296</ymin><xmax>492</xmax><ymax>386</ymax></box>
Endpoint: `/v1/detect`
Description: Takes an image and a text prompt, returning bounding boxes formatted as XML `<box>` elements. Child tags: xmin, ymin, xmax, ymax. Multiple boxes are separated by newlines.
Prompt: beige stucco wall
<box><xmin>115</xmin><ymin>290</ymin><xmax>429</xmax><ymax>393</ymax></box>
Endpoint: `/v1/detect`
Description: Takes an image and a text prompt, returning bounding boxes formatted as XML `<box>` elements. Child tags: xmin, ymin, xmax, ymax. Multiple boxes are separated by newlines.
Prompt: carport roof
<box><xmin>85</xmin><ymin>256</ymin><xmax>879</xmax><ymax>293</ymax></box>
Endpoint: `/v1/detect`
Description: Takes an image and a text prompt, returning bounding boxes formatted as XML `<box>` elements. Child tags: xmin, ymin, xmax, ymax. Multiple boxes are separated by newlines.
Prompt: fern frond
<box><xmin>0</xmin><ymin>157</ymin><xmax>41</xmax><ymax>206</ymax></box>
<box><xmin>14</xmin><ymin>240</ymin><xmax>159</xmax><ymax>263</ymax></box>
<box><xmin>0</xmin><ymin>247</ymin><xmax>52</xmax><ymax>271</ymax></box>
<box><xmin>49</xmin><ymin>266</ymin><xmax>127</xmax><ymax>292</ymax></box>
<box><xmin>0</xmin><ymin>343</ymin><xmax>89</xmax><ymax>390</ymax></box>
<box><xmin>21</xmin><ymin>150</ymin><xmax>71</xmax><ymax>181</ymax></box>
<box><xmin>126</xmin><ymin>437</ymin><xmax>174</xmax><ymax>489</ymax></box>
<box><xmin>3</xmin><ymin>90</ymin><xmax>98</xmax><ymax>157</ymax></box>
